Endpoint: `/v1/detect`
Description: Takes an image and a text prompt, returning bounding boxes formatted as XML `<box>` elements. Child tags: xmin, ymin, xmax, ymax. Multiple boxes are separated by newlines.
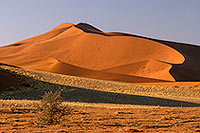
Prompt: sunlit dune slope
<box><xmin>0</xmin><ymin>23</ymin><xmax>186</xmax><ymax>82</ymax></box>
<box><xmin>152</xmin><ymin>40</ymin><xmax>200</xmax><ymax>81</ymax></box>
<box><xmin>102</xmin><ymin>60</ymin><xmax>173</xmax><ymax>81</ymax></box>
<box><xmin>5</xmin><ymin>23</ymin><xmax>74</xmax><ymax>46</ymax></box>
<box><xmin>19</xmin><ymin>57</ymin><xmax>165</xmax><ymax>83</ymax></box>
<box><xmin>112</xmin><ymin>32</ymin><xmax>200</xmax><ymax>81</ymax></box>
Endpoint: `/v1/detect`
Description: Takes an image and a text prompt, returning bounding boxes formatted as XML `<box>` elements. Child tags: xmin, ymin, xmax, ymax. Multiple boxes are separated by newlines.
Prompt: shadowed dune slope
<box><xmin>107</xmin><ymin>32</ymin><xmax>200</xmax><ymax>81</ymax></box>
<box><xmin>0</xmin><ymin>64</ymin><xmax>23</xmax><ymax>92</ymax></box>
<box><xmin>0</xmin><ymin>22</ymin><xmax>193</xmax><ymax>82</ymax></box>
<box><xmin>152</xmin><ymin>40</ymin><xmax>200</xmax><ymax>81</ymax></box>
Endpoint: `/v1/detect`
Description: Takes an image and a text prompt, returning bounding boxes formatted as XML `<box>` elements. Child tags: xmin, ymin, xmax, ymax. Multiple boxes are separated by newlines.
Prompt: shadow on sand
<box><xmin>0</xmin><ymin>66</ymin><xmax>200</xmax><ymax>107</ymax></box>
<box><xmin>2</xmin><ymin>80</ymin><xmax>200</xmax><ymax>107</ymax></box>
<box><xmin>62</xmin><ymin>86</ymin><xmax>200</xmax><ymax>107</ymax></box>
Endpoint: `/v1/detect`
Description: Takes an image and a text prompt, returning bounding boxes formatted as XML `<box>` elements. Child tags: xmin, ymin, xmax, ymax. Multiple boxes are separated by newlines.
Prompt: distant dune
<box><xmin>0</xmin><ymin>22</ymin><xmax>199</xmax><ymax>82</ymax></box>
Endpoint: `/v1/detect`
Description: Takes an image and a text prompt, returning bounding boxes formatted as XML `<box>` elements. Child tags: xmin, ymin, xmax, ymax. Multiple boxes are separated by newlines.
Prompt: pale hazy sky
<box><xmin>0</xmin><ymin>0</ymin><xmax>200</xmax><ymax>46</ymax></box>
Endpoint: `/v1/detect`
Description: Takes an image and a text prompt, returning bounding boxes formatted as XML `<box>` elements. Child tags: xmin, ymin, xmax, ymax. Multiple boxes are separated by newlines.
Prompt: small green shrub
<box><xmin>193</xmin><ymin>85</ymin><xmax>199</xmax><ymax>88</ymax></box>
<box><xmin>37</xmin><ymin>89</ymin><xmax>71</xmax><ymax>125</ymax></box>
<box><xmin>173</xmin><ymin>86</ymin><xmax>179</xmax><ymax>88</ymax></box>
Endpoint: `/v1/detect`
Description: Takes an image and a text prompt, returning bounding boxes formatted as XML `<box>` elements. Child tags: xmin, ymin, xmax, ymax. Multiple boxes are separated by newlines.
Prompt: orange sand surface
<box><xmin>0</xmin><ymin>23</ymin><xmax>184</xmax><ymax>82</ymax></box>
<box><xmin>1</xmin><ymin>23</ymin><xmax>200</xmax><ymax>83</ymax></box>
<box><xmin>0</xmin><ymin>104</ymin><xmax>200</xmax><ymax>132</ymax></box>
<box><xmin>133</xmin><ymin>81</ymin><xmax>200</xmax><ymax>87</ymax></box>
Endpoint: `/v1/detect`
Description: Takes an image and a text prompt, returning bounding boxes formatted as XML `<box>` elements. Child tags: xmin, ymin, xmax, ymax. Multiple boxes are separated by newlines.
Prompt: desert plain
<box><xmin>0</xmin><ymin>23</ymin><xmax>200</xmax><ymax>132</ymax></box>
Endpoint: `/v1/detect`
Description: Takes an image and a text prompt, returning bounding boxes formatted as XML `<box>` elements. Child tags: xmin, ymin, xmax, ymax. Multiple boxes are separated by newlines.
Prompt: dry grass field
<box><xmin>1</xmin><ymin>64</ymin><xmax>200</xmax><ymax>105</ymax></box>
<box><xmin>0</xmin><ymin>100</ymin><xmax>200</xmax><ymax>132</ymax></box>
<box><xmin>0</xmin><ymin>64</ymin><xmax>200</xmax><ymax>132</ymax></box>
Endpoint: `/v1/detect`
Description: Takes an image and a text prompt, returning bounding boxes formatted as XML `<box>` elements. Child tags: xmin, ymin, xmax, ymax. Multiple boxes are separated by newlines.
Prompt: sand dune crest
<box><xmin>1</xmin><ymin>22</ymin><xmax>197</xmax><ymax>82</ymax></box>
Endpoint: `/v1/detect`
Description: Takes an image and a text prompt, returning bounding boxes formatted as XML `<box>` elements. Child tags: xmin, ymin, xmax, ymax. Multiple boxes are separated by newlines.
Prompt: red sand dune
<box><xmin>1</xmin><ymin>22</ymin><xmax>199</xmax><ymax>83</ymax></box>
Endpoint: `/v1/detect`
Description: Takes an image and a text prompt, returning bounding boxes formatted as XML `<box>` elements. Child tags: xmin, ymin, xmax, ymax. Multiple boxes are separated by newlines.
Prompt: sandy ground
<box><xmin>0</xmin><ymin>104</ymin><xmax>200</xmax><ymax>132</ymax></box>
<box><xmin>1</xmin><ymin>65</ymin><xmax>200</xmax><ymax>106</ymax></box>
<box><xmin>132</xmin><ymin>81</ymin><xmax>200</xmax><ymax>87</ymax></box>
<box><xmin>0</xmin><ymin>64</ymin><xmax>200</xmax><ymax>132</ymax></box>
